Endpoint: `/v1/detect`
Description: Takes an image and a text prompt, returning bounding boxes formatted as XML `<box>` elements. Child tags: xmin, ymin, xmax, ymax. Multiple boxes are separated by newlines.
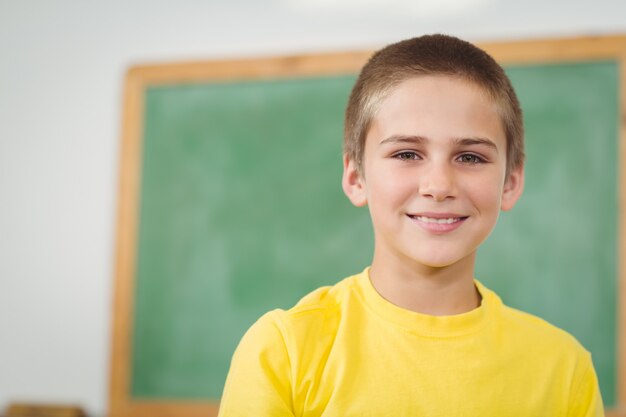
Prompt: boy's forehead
<box><xmin>381</xmin><ymin>75</ymin><xmax>494</xmax><ymax>109</ymax></box>
<box><xmin>368</xmin><ymin>75</ymin><xmax>505</xmax><ymax>146</ymax></box>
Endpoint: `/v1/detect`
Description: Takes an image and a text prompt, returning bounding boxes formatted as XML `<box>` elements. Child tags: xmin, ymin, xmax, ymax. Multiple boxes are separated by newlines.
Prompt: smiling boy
<box><xmin>218</xmin><ymin>34</ymin><xmax>604</xmax><ymax>416</ymax></box>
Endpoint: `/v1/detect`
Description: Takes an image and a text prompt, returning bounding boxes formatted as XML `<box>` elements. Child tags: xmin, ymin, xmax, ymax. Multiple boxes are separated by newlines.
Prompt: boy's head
<box><xmin>344</xmin><ymin>34</ymin><xmax>524</xmax><ymax>179</ymax></box>
<box><xmin>341</xmin><ymin>34</ymin><xmax>525</xmax><ymax>269</ymax></box>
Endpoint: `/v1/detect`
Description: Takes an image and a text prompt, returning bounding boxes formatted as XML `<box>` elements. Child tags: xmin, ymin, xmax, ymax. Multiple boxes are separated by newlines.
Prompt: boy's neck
<box><xmin>369</xmin><ymin>251</ymin><xmax>481</xmax><ymax>316</ymax></box>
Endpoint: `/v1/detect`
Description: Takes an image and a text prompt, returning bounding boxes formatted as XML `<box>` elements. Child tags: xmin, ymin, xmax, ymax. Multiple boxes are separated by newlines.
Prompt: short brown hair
<box><xmin>344</xmin><ymin>34</ymin><xmax>524</xmax><ymax>178</ymax></box>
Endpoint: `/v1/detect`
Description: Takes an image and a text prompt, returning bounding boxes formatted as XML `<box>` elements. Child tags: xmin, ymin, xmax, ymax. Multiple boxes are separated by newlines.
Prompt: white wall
<box><xmin>1</xmin><ymin>1</ymin><xmax>624</xmax><ymax>416</ymax></box>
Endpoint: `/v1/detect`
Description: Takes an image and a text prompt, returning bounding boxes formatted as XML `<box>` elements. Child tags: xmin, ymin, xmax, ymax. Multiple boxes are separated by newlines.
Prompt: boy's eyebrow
<box><xmin>454</xmin><ymin>137</ymin><xmax>499</xmax><ymax>152</ymax></box>
<box><xmin>379</xmin><ymin>135</ymin><xmax>499</xmax><ymax>153</ymax></box>
<box><xmin>378</xmin><ymin>135</ymin><xmax>426</xmax><ymax>145</ymax></box>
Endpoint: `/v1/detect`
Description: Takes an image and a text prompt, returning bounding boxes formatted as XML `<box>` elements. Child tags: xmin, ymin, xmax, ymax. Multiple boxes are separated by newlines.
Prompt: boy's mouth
<box><xmin>411</xmin><ymin>215</ymin><xmax>466</xmax><ymax>224</ymax></box>
<box><xmin>407</xmin><ymin>213</ymin><xmax>469</xmax><ymax>233</ymax></box>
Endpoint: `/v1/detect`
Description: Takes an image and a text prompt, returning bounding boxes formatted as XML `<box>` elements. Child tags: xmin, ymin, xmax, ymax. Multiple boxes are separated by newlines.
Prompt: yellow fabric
<box><xmin>219</xmin><ymin>268</ymin><xmax>604</xmax><ymax>416</ymax></box>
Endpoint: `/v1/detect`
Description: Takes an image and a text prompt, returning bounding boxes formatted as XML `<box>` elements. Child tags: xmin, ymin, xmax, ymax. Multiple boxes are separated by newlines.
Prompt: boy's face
<box><xmin>342</xmin><ymin>75</ymin><xmax>524</xmax><ymax>269</ymax></box>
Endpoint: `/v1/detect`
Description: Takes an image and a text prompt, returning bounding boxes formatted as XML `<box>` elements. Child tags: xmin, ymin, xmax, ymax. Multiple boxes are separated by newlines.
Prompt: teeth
<box><xmin>415</xmin><ymin>216</ymin><xmax>460</xmax><ymax>224</ymax></box>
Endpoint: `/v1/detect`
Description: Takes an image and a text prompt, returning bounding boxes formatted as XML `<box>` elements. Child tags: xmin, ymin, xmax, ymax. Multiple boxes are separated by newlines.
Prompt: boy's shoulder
<box><xmin>264</xmin><ymin>272</ymin><xmax>358</xmax><ymax>335</ymax></box>
<box><xmin>490</xmin><ymin>290</ymin><xmax>590</xmax><ymax>359</ymax></box>
<box><xmin>243</xmin><ymin>271</ymin><xmax>369</xmax><ymax>355</ymax></box>
<box><xmin>290</xmin><ymin>273</ymin><xmax>356</xmax><ymax>313</ymax></box>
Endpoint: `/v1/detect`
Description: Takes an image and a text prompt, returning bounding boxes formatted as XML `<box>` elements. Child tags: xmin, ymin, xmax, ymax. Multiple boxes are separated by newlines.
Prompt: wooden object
<box><xmin>6</xmin><ymin>403</ymin><xmax>86</xmax><ymax>417</ymax></box>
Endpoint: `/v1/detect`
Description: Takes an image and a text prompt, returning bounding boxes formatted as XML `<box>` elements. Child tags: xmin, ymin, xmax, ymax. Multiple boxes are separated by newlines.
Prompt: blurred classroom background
<box><xmin>1</xmin><ymin>0</ymin><xmax>626</xmax><ymax>416</ymax></box>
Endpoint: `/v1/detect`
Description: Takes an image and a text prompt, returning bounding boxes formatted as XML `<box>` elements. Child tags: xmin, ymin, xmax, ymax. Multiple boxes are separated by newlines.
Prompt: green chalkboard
<box><xmin>131</xmin><ymin>75</ymin><xmax>373</xmax><ymax>399</ymax></box>
<box><xmin>128</xmin><ymin>61</ymin><xmax>619</xmax><ymax>406</ymax></box>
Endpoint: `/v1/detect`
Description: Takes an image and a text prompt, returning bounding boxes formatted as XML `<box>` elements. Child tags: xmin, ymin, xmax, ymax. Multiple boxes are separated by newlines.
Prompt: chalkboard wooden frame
<box><xmin>109</xmin><ymin>35</ymin><xmax>626</xmax><ymax>417</ymax></box>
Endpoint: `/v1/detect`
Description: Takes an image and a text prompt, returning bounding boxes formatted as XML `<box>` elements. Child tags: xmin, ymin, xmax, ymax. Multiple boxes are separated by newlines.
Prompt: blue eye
<box><xmin>458</xmin><ymin>154</ymin><xmax>485</xmax><ymax>164</ymax></box>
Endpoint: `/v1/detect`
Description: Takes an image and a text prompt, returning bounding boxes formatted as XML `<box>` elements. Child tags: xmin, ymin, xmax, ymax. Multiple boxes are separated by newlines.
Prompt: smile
<box><xmin>407</xmin><ymin>214</ymin><xmax>468</xmax><ymax>233</ymax></box>
<box><xmin>414</xmin><ymin>216</ymin><xmax>463</xmax><ymax>224</ymax></box>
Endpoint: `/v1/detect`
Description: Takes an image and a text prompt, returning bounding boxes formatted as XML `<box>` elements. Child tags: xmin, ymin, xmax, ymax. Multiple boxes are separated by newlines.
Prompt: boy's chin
<box><xmin>404</xmin><ymin>250</ymin><xmax>476</xmax><ymax>271</ymax></box>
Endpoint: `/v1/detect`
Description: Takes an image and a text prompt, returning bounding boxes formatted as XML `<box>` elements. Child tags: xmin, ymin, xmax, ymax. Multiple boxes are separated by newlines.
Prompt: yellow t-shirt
<box><xmin>219</xmin><ymin>268</ymin><xmax>604</xmax><ymax>416</ymax></box>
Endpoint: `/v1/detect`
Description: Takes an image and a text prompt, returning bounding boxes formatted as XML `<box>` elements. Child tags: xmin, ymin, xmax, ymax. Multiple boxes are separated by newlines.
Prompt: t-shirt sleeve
<box><xmin>567</xmin><ymin>351</ymin><xmax>605</xmax><ymax>417</ymax></box>
<box><xmin>218</xmin><ymin>310</ymin><xmax>294</xmax><ymax>417</ymax></box>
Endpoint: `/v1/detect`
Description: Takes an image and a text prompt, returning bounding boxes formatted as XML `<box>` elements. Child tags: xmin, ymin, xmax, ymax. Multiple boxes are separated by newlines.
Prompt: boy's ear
<box><xmin>501</xmin><ymin>164</ymin><xmax>525</xmax><ymax>211</ymax></box>
<box><xmin>342</xmin><ymin>154</ymin><xmax>368</xmax><ymax>207</ymax></box>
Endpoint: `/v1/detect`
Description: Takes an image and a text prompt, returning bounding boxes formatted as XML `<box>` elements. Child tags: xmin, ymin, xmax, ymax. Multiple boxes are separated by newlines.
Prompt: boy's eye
<box><xmin>394</xmin><ymin>151</ymin><xmax>420</xmax><ymax>161</ymax></box>
<box><xmin>457</xmin><ymin>153</ymin><xmax>485</xmax><ymax>164</ymax></box>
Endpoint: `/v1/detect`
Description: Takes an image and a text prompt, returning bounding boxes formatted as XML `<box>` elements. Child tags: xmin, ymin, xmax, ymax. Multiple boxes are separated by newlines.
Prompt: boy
<box><xmin>218</xmin><ymin>34</ymin><xmax>604</xmax><ymax>416</ymax></box>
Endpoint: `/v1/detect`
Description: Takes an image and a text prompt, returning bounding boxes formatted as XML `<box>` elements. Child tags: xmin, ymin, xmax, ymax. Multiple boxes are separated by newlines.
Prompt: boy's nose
<box><xmin>419</xmin><ymin>164</ymin><xmax>457</xmax><ymax>202</ymax></box>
